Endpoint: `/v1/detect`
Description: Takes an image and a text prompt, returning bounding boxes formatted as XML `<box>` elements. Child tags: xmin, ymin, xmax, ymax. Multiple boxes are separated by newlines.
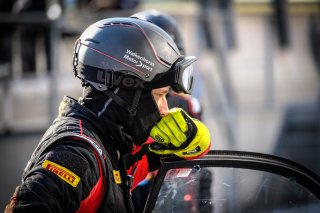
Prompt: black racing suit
<box><xmin>13</xmin><ymin>96</ymin><xmax>160</xmax><ymax>213</ymax></box>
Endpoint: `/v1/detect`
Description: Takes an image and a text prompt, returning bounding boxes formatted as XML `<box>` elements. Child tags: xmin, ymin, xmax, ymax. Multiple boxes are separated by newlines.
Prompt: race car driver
<box><xmin>5</xmin><ymin>17</ymin><xmax>211</xmax><ymax>213</ymax></box>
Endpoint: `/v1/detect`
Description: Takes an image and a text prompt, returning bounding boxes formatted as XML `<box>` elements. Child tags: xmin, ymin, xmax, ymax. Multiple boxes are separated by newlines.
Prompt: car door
<box><xmin>143</xmin><ymin>150</ymin><xmax>320</xmax><ymax>213</ymax></box>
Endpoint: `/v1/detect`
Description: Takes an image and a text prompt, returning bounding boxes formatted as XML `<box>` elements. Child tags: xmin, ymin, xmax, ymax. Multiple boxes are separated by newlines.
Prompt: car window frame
<box><xmin>143</xmin><ymin>150</ymin><xmax>320</xmax><ymax>213</ymax></box>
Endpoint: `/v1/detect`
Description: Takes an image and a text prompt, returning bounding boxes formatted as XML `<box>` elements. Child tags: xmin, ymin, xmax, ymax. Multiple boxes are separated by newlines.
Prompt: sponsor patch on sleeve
<box><xmin>42</xmin><ymin>160</ymin><xmax>81</xmax><ymax>187</ymax></box>
<box><xmin>113</xmin><ymin>170</ymin><xmax>122</xmax><ymax>184</ymax></box>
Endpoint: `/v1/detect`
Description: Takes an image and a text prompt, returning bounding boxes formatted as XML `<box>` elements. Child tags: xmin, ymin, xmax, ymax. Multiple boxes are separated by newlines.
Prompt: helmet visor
<box><xmin>172</xmin><ymin>56</ymin><xmax>197</xmax><ymax>94</ymax></box>
<box><xmin>181</xmin><ymin>63</ymin><xmax>194</xmax><ymax>92</ymax></box>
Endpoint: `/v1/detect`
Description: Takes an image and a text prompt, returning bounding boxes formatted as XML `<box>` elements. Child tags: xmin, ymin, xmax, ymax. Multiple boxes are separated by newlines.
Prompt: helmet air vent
<box><xmin>85</xmin><ymin>38</ymin><xmax>99</xmax><ymax>44</ymax></box>
<box><xmin>158</xmin><ymin>56</ymin><xmax>171</xmax><ymax>67</ymax></box>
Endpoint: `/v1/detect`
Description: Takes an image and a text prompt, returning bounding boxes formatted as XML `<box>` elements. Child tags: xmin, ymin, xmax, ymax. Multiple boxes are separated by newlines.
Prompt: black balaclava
<box><xmin>80</xmin><ymin>85</ymin><xmax>161</xmax><ymax>153</ymax></box>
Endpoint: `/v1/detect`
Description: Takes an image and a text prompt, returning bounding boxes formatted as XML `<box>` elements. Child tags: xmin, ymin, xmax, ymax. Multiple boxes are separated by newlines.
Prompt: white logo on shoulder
<box><xmin>78</xmin><ymin>135</ymin><xmax>103</xmax><ymax>156</ymax></box>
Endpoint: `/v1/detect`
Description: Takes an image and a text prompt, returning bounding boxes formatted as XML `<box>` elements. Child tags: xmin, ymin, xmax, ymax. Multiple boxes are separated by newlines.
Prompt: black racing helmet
<box><xmin>73</xmin><ymin>17</ymin><xmax>196</xmax><ymax>94</ymax></box>
<box><xmin>131</xmin><ymin>10</ymin><xmax>185</xmax><ymax>55</ymax></box>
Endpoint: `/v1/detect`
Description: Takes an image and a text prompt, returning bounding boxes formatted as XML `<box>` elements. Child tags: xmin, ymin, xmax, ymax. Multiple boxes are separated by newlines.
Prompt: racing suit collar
<box><xmin>58</xmin><ymin>96</ymin><xmax>133</xmax><ymax>153</ymax></box>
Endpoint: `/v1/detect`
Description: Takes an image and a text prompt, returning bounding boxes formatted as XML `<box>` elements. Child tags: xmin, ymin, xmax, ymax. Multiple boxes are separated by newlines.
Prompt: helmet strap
<box><xmin>128</xmin><ymin>89</ymin><xmax>142</xmax><ymax>127</ymax></box>
<box><xmin>103</xmin><ymin>88</ymin><xmax>142</xmax><ymax>130</ymax></box>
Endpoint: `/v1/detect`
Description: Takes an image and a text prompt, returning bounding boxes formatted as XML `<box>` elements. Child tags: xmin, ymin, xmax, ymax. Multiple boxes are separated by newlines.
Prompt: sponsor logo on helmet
<box><xmin>42</xmin><ymin>160</ymin><xmax>80</xmax><ymax>187</ymax></box>
<box><xmin>97</xmin><ymin>70</ymin><xmax>145</xmax><ymax>88</ymax></box>
<box><xmin>123</xmin><ymin>49</ymin><xmax>154</xmax><ymax>72</ymax></box>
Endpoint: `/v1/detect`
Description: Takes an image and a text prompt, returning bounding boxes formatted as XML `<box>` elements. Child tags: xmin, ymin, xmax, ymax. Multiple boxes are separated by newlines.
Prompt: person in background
<box><xmin>130</xmin><ymin>10</ymin><xmax>205</xmax><ymax>212</ymax></box>
<box><xmin>5</xmin><ymin>16</ymin><xmax>211</xmax><ymax>213</ymax></box>
<box><xmin>11</xmin><ymin>0</ymin><xmax>64</xmax><ymax>74</ymax></box>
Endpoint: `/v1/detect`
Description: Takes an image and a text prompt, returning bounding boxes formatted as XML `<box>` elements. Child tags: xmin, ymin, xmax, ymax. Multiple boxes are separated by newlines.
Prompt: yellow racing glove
<box><xmin>149</xmin><ymin>108</ymin><xmax>211</xmax><ymax>159</ymax></box>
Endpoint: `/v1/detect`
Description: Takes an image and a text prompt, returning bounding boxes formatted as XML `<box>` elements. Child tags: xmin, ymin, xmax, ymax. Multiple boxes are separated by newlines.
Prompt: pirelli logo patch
<box><xmin>113</xmin><ymin>170</ymin><xmax>122</xmax><ymax>184</ymax></box>
<box><xmin>42</xmin><ymin>160</ymin><xmax>80</xmax><ymax>187</ymax></box>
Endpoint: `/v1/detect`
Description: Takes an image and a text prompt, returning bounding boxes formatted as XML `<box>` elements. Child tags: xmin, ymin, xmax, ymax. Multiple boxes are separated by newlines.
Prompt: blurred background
<box><xmin>0</xmin><ymin>0</ymin><xmax>319</xmax><ymax>210</ymax></box>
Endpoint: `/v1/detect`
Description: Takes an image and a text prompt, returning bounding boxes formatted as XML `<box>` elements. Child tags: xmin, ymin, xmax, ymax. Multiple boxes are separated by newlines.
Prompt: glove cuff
<box><xmin>182</xmin><ymin>142</ymin><xmax>211</xmax><ymax>160</ymax></box>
